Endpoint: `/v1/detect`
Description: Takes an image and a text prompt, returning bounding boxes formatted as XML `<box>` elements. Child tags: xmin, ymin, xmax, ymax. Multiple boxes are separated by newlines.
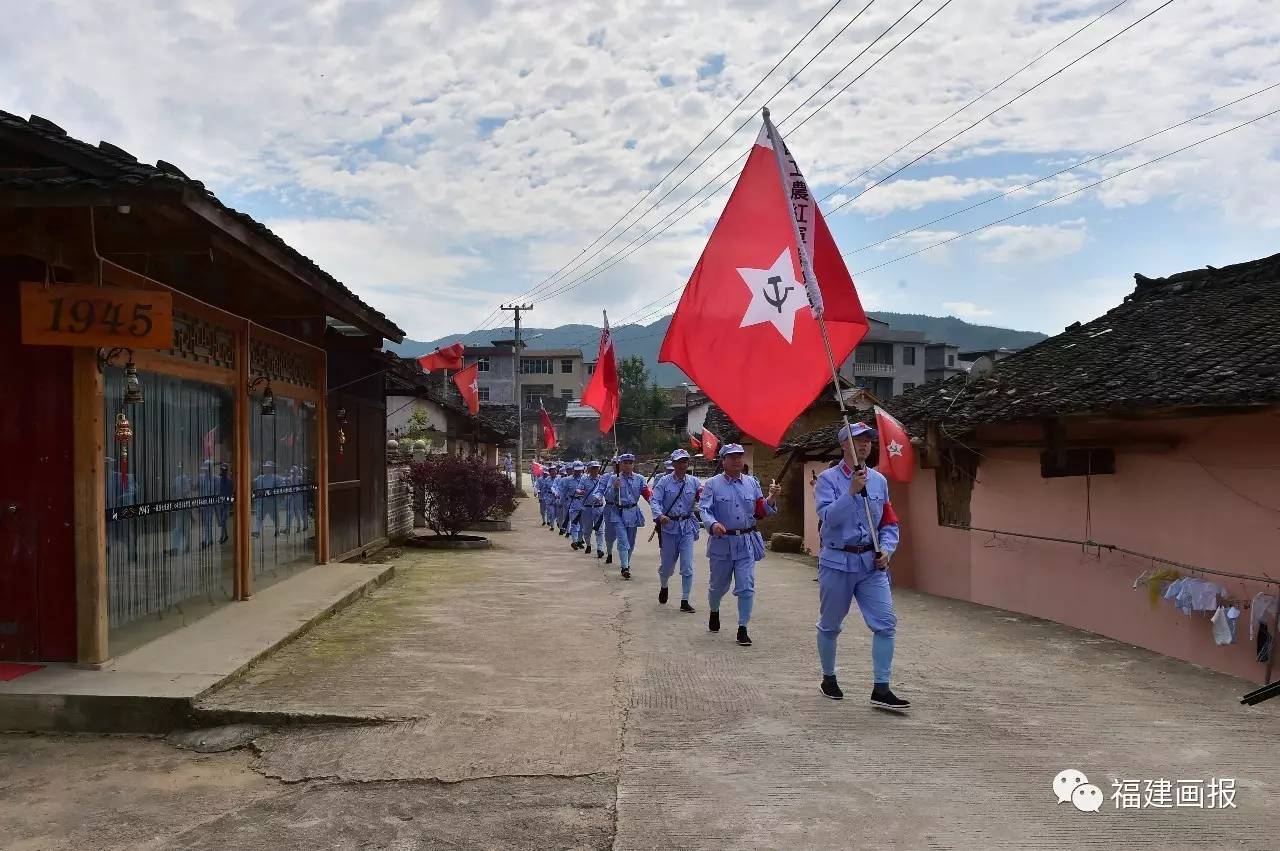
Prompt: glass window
<box><xmin>476</xmin><ymin>357</ymin><xmax>490</xmax><ymax>373</ymax></box>
<box><xmin>586</xmin><ymin>362</ymin><xmax>596</xmax><ymax>375</ymax></box>
<box><xmin>561</xmin><ymin>389</ymin><xmax>573</xmax><ymax>400</ymax></box>
<box><xmin>903</xmin><ymin>382</ymin><xmax>916</xmax><ymax>391</ymax></box>
<box><xmin>104</xmin><ymin>368</ymin><xmax>236</xmax><ymax>653</ymax></box>
<box><xmin>947</xmin><ymin>354</ymin><xmax>955</xmax><ymax>366</ymax></box>
<box><xmin>903</xmin><ymin>346</ymin><xmax>916</xmax><ymax>365</ymax></box>
<box><xmin>560</xmin><ymin>359</ymin><xmax>573</xmax><ymax>373</ymax></box>
<box><xmin>250</xmin><ymin>396</ymin><xmax>317</xmax><ymax>588</ymax></box>
<box><xmin>520</xmin><ymin>358</ymin><xmax>552</xmax><ymax>374</ymax></box>
<box><xmin>478</xmin><ymin>385</ymin><xmax>490</xmax><ymax>402</ymax></box>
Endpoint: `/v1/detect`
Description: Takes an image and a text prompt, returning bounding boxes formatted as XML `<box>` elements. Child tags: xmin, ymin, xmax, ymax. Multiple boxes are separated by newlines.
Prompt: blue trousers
<box><xmin>658</xmin><ymin>529</ymin><xmax>696</xmax><ymax>601</ymax></box>
<box><xmin>541</xmin><ymin>500</ymin><xmax>555</xmax><ymax>524</ymax></box>
<box><xmin>615</xmin><ymin>525</ymin><xmax>638</xmax><ymax>569</ymax></box>
<box><xmin>604</xmin><ymin>518</ymin><xmax>616</xmax><ymax>555</ymax></box>
<box><xmin>708</xmin><ymin>555</ymin><xmax>755</xmax><ymax>626</ymax></box>
<box><xmin>816</xmin><ymin>562</ymin><xmax>897</xmax><ymax>683</ymax></box>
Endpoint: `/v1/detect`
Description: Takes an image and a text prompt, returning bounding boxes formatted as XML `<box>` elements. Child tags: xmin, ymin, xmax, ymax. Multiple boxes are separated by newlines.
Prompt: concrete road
<box><xmin>2</xmin><ymin>497</ymin><xmax>1277</xmax><ymax>850</ymax></box>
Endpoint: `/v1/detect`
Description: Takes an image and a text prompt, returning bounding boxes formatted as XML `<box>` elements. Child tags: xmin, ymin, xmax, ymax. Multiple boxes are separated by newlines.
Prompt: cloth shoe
<box><xmin>736</xmin><ymin>626</ymin><xmax>752</xmax><ymax>646</ymax></box>
<box><xmin>658</xmin><ymin>587</ymin><xmax>668</xmax><ymax>605</ymax></box>
<box><xmin>821</xmin><ymin>676</ymin><xmax>844</xmax><ymax>700</ymax></box>
<box><xmin>680</xmin><ymin>600</ymin><xmax>696</xmax><ymax>613</ymax></box>
<box><xmin>708</xmin><ymin>612</ymin><xmax>720</xmax><ymax>632</ymax></box>
<box><xmin>870</xmin><ymin>685</ymin><xmax>910</xmax><ymax>711</ymax></box>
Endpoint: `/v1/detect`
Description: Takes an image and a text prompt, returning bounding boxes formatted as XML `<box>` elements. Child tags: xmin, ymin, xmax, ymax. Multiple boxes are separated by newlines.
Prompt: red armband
<box><xmin>642</xmin><ymin>485</ymin><xmax>652</xmax><ymax>501</ymax></box>
<box><xmin>879</xmin><ymin>501</ymin><xmax>899</xmax><ymax>527</ymax></box>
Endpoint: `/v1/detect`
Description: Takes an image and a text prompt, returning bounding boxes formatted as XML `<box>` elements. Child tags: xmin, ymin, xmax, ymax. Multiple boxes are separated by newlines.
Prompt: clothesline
<box><xmin>941</xmin><ymin>524</ymin><xmax>1280</xmax><ymax>587</ymax></box>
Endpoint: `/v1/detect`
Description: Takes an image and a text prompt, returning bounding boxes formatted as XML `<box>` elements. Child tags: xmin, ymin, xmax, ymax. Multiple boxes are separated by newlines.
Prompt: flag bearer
<box><xmin>581</xmin><ymin>460</ymin><xmax>604</xmax><ymax>556</ymax></box>
<box><xmin>651</xmin><ymin>449</ymin><xmax>701</xmax><ymax>613</ymax></box>
<box><xmin>594</xmin><ymin>452</ymin><xmax>651</xmax><ymax>579</ymax></box>
<box><xmin>601</xmin><ymin>457</ymin><xmax>620</xmax><ymax>564</ymax></box>
<box><xmin>812</xmin><ymin>422</ymin><xmax>910</xmax><ymax>711</ymax></box>
<box><xmin>698</xmin><ymin>443</ymin><xmax>779</xmax><ymax>646</ymax></box>
<box><xmin>566</xmin><ymin>461</ymin><xmax>589</xmax><ymax>550</ymax></box>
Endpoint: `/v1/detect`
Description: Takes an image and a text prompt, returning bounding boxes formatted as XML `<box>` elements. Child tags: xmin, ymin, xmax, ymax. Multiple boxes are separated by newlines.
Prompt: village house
<box><xmin>0</xmin><ymin>111</ymin><xmax>404</xmax><ymax>665</ymax></box>
<box><xmin>782</xmin><ymin>252</ymin><xmax>1280</xmax><ymax>683</ymax></box>
<box><xmin>384</xmin><ymin>355</ymin><xmax>518</xmax><ymax>464</ymax></box>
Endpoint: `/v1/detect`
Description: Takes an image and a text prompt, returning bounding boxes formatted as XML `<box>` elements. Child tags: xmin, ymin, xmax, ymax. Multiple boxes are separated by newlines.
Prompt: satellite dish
<box><xmin>967</xmin><ymin>355</ymin><xmax>995</xmax><ymax>382</ymax></box>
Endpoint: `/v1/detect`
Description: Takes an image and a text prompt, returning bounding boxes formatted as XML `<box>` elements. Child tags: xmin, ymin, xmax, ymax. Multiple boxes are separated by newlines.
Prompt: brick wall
<box><xmin>387</xmin><ymin>445</ymin><xmax>414</xmax><ymax>542</ymax></box>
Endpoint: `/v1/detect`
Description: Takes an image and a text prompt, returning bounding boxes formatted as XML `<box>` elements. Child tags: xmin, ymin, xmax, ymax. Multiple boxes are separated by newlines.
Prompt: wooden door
<box><xmin>0</xmin><ymin>278</ymin><xmax>76</xmax><ymax>661</ymax></box>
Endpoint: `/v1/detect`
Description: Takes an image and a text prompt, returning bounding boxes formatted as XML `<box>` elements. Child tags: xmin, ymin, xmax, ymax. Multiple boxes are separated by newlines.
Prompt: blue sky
<box><xmin>3</xmin><ymin>0</ymin><xmax>1277</xmax><ymax>341</ymax></box>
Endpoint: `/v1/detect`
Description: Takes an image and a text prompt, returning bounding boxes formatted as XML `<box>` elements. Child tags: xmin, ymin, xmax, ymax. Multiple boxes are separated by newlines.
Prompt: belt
<box><xmin>611</xmin><ymin>502</ymin><xmax>637</xmax><ymax>509</ymax></box>
<box><xmin>722</xmin><ymin>527</ymin><xmax>758</xmax><ymax>536</ymax></box>
<box><xmin>834</xmin><ymin>543</ymin><xmax>875</xmax><ymax>554</ymax></box>
<box><xmin>665</xmin><ymin>513</ymin><xmax>691</xmax><ymax>521</ymax></box>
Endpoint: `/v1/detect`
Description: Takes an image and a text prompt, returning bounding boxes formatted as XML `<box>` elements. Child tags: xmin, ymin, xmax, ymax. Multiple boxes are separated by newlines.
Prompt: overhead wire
<box><xmin>479</xmin><ymin>0</ymin><xmax>863</xmax><ymax>320</ymax></box>
<box><xmin>524</xmin><ymin>0</ymin><xmax>943</xmax><ymax>312</ymax></box>
<box><xmin>826</xmin><ymin>0</ymin><xmax>1176</xmax><ymax>214</ymax></box>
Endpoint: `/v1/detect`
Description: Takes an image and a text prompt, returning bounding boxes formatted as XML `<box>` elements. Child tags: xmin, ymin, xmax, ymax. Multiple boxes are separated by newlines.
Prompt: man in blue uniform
<box><xmin>813</xmin><ymin>422</ymin><xmax>910</xmax><ymax>710</ymax></box>
<box><xmin>698</xmin><ymin>444</ymin><xmax>780</xmax><ymax>646</ymax></box>
<box><xmin>566</xmin><ymin>461</ymin><xmax>589</xmax><ymax>550</ymax></box>
<box><xmin>593</xmin><ymin>452</ymin><xmax>651</xmax><ymax>580</ymax></box>
<box><xmin>651</xmin><ymin>449</ymin><xmax>701</xmax><ymax>613</ymax></box>
<box><xmin>555</xmin><ymin>465</ymin><xmax>573</xmax><ymax>536</ymax></box>
<box><xmin>599</xmin><ymin>457</ymin><xmax>620</xmax><ymax>564</ymax></box>
<box><xmin>580</xmin><ymin>460</ymin><xmax>604</xmax><ymax>557</ymax></box>
<box><xmin>538</xmin><ymin>464</ymin><xmax>556</xmax><ymax>528</ymax></box>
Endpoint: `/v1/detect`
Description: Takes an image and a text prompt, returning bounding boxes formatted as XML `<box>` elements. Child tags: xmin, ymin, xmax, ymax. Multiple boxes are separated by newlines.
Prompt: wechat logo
<box><xmin>1054</xmin><ymin>769</ymin><xmax>1103</xmax><ymax>813</ymax></box>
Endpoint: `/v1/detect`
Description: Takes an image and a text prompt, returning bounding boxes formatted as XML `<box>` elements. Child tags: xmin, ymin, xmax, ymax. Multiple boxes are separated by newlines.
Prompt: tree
<box><xmin>617</xmin><ymin>355</ymin><xmax>670</xmax><ymax>447</ymax></box>
<box><xmin>407</xmin><ymin>454</ymin><xmax>516</xmax><ymax>537</ymax></box>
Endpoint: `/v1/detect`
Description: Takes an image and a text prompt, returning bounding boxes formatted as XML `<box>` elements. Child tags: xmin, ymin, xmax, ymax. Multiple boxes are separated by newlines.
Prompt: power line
<box><xmin>817</xmin><ymin>0</ymin><xmax>1129</xmax><ymax>204</ymax></box>
<box><xmin>523</xmin><ymin>0</ymin><xmax>941</xmax><ymax>312</ymax></box>
<box><xmin>843</xmin><ymin>81</ymin><xmax>1280</xmax><ymax>257</ymax></box>
<box><xmin>827</xmin><ymin>0</ymin><xmax>1176</xmax><ymax>215</ymax></box>
<box><xmin>850</xmin><ymin>105</ymin><xmax>1280</xmax><ymax>276</ymax></box>
<box><xmin>489</xmin><ymin>0</ymin><xmax>860</xmax><ymax>314</ymax></box>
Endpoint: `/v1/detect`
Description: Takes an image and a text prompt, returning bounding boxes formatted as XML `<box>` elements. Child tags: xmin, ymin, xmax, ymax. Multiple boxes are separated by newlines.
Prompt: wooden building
<box><xmin>0</xmin><ymin>112</ymin><xmax>404</xmax><ymax>664</ymax></box>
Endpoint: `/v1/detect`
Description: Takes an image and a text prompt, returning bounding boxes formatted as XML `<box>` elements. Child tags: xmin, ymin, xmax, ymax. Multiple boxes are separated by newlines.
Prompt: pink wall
<box><xmin>806</xmin><ymin>412</ymin><xmax>1280</xmax><ymax>683</ymax></box>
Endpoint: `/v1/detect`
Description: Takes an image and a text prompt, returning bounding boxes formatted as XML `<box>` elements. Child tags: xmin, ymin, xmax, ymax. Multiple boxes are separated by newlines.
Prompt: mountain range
<box><xmin>386</xmin><ymin>312</ymin><xmax>1048</xmax><ymax>385</ymax></box>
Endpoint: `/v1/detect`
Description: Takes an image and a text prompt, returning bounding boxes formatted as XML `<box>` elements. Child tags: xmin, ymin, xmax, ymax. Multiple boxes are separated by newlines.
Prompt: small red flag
<box><xmin>701</xmin><ymin>428</ymin><xmax>719</xmax><ymax>461</ymax></box>
<box><xmin>531</xmin><ymin>460</ymin><xmax>544</xmax><ymax>478</ymax></box>
<box><xmin>453</xmin><ymin>363</ymin><xmax>480</xmax><ymax>415</ymax></box>
<box><xmin>690</xmin><ymin>433</ymin><xmax>701</xmax><ymax>452</ymax></box>
<box><xmin>418</xmin><ymin>342</ymin><xmax>465</xmax><ymax>372</ymax></box>
<box><xmin>581</xmin><ymin>311</ymin><xmax>620</xmax><ymax>433</ymax></box>
<box><xmin>659</xmin><ymin>114</ymin><xmax>868</xmax><ymax>447</ymax></box>
<box><xmin>540</xmin><ymin>405</ymin><xmax>558</xmax><ymax>450</ymax></box>
<box><xmin>873</xmin><ymin>406</ymin><xmax>915</xmax><ymax>482</ymax></box>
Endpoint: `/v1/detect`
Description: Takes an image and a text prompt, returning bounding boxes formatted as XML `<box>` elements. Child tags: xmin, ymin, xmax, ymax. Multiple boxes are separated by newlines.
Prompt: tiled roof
<box><xmin>384</xmin><ymin>356</ymin><xmax>519</xmax><ymax>442</ymax></box>
<box><xmin>782</xmin><ymin>252</ymin><xmax>1280</xmax><ymax>455</ymax></box>
<box><xmin>0</xmin><ymin>111</ymin><xmax>403</xmax><ymax>341</ymax></box>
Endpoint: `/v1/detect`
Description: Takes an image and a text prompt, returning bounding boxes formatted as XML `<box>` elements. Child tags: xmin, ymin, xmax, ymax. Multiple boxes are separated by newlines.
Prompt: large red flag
<box><xmin>540</xmin><ymin>405</ymin><xmax>558</xmax><ymax>450</ymax></box>
<box><xmin>659</xmin><ymin>114</ymin><xmax>868</xmax><ymax>447</ymax></box>
<box><xmin>701</xmin><ymin>427</ymin><xmax>719</xmax><ymax>461</ymax></box>
<box><xmin>453</xmin><ymin>363</ymin><xmax>480</xmax><ymax>415</ymax></box>
<box><xmin>418</xmin><ymin>342</ymin><xmax>465</xmax><ymax>372</ymax></box>
<box><xmin>873</xmin><ymin>406</ymin><xmax>915</xmax><ymax>482</ymax></box>
<box><xmin>581</xmin><ymin>311</ymin><xmax>620</xmax><ymax>433</ymax></box>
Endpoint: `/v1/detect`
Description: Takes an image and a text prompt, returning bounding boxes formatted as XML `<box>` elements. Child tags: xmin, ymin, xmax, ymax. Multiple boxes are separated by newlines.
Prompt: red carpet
<box><xmin>0</xmin><ymin>663</ymin><xmax>44</xmax><ymax>682</ymax></box>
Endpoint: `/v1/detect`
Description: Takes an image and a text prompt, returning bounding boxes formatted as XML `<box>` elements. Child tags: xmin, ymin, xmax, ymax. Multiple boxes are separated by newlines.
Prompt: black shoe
<box><xmin>736</xmin><ymin>626</ymin><xmax>752</xmax><ymax>646</ymax></box>
<box><xmin>621</xmin><ymin>569</ymin><xmax>631</xmax><ymax>580</ymax></box>
<box><xmin>597</xmin><ymin>551</ymin><xmax>605</xmax><ymax>560</ymax></box>
<box><xmin>680</xmin><ymin>600</ymin><xmax>696</xmax><ymax>613</ymax></box>
<box><xmin>572</xmin><ymin>541</ymin><xmax>583</xmax><ymax>550</ymax></box>
<box><xmin>605</xmin><ymin>554</ymin><xmax>613</xmax><ymax>564</ymax></box>
<box><xmin>708</xmin><ymin>612</ymin><xmax>720</xmax><ymax>632</ymax></box>
<box><xmin>659</xmin><ymin>587</ymin><xmax>669</xmax><ymax>605</ymax></box>
<box><xmin>821</xmin><ymin>676</ymin><xmax>844</xmax><ymax>700</ymax></box>
<box><xmin>871</xmin><ymin>685</ymin><xmax>911</xmax><ymax>711</ymax></box>
<box><xmin>584</xmin><ymin>547</ymin><xmax>593</xmax><ymax>556</ymax></box>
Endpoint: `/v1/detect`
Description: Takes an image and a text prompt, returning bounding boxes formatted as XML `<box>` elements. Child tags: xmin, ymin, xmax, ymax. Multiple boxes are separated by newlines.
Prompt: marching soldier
<box><xmin>698</xmin><ymin>444</ymin><xmax>779</xmax><ymax>646</ymax></box>
<box><xmin>555</xmin><ymin>464</ymin><xmax>572</xmax><ymax>536</ymax></box>
<box><xmin>812</xmin><ymin>423</ymin><xmax>909</xmax><ymax>710</ymax></box>
<box><xmin>566</xmin><ymin>461</ymin><xmax>589</xmax><ymax>550</ymax></box>
<box><xmin>593</xmin><ymin>452</ymin><xmax>651</xmax><ymax>579</ymax></box>
<box><xmin>601</xmin><ymin>456</ymin><xmax>619</xmax><ymax>564</ymax></box>
<box><xmin>538</xmin><ymin>463</ymin><xmax>556</xmax><ymax>528</ymax></box>
<box><xmin>651</xmin><ymin>449</ymin><xmax>701</xmax><ymax>613</ymax></box>
<box><xmin>581</xmin><ymin>460</ymin><xmax>604</xmax><ymax>557</ymax></box>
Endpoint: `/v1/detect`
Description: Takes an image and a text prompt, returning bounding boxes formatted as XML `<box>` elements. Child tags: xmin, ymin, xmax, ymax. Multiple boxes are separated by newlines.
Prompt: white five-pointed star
<box><xmin>737</xmin><ymin>248</ymin><xmax>807</xmax><ymax>344</ymax></box>
<box><xmin>469</xmin><ymin>380</ymin><xmax>478</xmax><ymax>394</ymax></box>
<box><xmin>886</xmin><ymin>439</ymin><xmax>904</xmax><ymax>457</ymax></box>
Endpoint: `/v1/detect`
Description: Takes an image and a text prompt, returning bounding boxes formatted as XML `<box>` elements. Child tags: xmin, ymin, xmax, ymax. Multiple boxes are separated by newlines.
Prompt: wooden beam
<box><xmin>71</xmin><ymin>347</ymin><xmax>108</xmax><ymax>664</ymax></box>
<box><xmin>316</xmin><ymin>352</ymin><xmax>331</xmax><ymax>564</ymax></box>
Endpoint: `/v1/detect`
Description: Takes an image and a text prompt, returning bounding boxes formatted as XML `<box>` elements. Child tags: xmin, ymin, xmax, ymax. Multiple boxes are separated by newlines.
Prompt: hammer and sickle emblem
<box><xmin>763</xmin><ymin>275</ymin><xmax>794</xmax><ymax>314</ymax></box>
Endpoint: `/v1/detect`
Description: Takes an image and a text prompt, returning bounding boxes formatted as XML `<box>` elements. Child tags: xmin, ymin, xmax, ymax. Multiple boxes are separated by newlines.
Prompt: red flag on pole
<box><xmin>581</xmin><ymin>311</ymin><xmax>620</xmax><ymax>433</ymax></box>
<box><xmin>453</xmin><ymin>363</ymin><xmax>480</xmax><ymax>415</ymax></box>
<box><xmin>659</xmin><ymin>115</ymin><xmax>869</xmax><ymax>447</ymax></box>
<box><xmin>540</xmin><ymin>404</ymin><xmax>558</xmax><ymax>450</ymax></box>
<box><xmin>531</xmin><ymin>460</ymin><xmax>544</xmax><ymax>478</ymax></box>
<box><xmin>418</xmin><ymin>342</ymin><xmax>465</xmax><ymax>372</ymax></box>
<box><xmin>690</xmin><ymin>433</ymin><xmax>701</xmax><ymax>452</ymax></box>
<box><xmin>873</xmin><ymin>406</ymin><xmax>915</xmax><ymax>482</ymax></box>
<box><xmin>701</xmin><ymin>428</ymin><xmax>719</xmax><ymax>461</ymax></box>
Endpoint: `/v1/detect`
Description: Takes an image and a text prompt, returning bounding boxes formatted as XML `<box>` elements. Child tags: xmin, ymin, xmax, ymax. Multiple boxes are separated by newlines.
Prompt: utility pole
<box><xmin>501</xmin><ymin>303</ymin><xmax>533</xmax><ymax>494</ymax></box>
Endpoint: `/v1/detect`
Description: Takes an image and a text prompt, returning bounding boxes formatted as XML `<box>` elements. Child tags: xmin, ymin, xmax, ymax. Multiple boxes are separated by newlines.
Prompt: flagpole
<box><xmin>761</xmin><ymin>107</ymin><xmax>880</xmax><ymax>558</ymax></box>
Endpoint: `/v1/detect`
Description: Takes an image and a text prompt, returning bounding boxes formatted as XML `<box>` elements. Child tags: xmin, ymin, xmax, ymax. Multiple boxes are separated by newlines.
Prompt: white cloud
<box><xmin>975</xmin><ymin>220</ymin><xmax>1089</xmax><ymax>264</ymax></box>
<box><xmin>1</xmin><ymin>0</ymin><xmax>1277</xmax><ymax>340</ymax></box>
<box><xmin>942</xmin><ymin>301</ymin><xmax>995</xmax><ymax>320</ymax></box>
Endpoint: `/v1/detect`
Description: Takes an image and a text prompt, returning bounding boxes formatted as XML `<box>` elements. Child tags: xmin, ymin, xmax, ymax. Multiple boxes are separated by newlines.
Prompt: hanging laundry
<box><xmin>1258</xmin><ymin>623</ymin><xmax>1273</xmax><ymax>664</ymax></box>
<box><xmin>1168</xmin><ymin>578</ymin><xmax>1225</xmax><ymax>614</ymax></box>
<box><xmin>1145</xmin><ymin>567</ymin><xmax>1182</xmax><ymax>609</ymax></box>
<box><xmin>1249</xmin><ymin>593</ymin><xmax>1278</xmax><ymax>640</ymax></box>
<box><xmin>1211</xmin><ymin>606</ymin><xmax>1238</xmax><ymax>646</ymax></box>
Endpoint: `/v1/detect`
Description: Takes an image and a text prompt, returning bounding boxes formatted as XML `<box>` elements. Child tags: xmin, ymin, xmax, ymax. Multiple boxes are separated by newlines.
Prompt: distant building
<box><xmin>925</xmin><ymin>342</ymin><xmax>964</xmax><ymax>384</ymax></box>
<box><xmin>839</xmin><ymin>318</ymin><xmax>928</xmax><ymax>397</ymax></box>
<box><xmin>462</xmin><ymin>340</ymin><xmax>585</xmax><ymax>407</ymax></box>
